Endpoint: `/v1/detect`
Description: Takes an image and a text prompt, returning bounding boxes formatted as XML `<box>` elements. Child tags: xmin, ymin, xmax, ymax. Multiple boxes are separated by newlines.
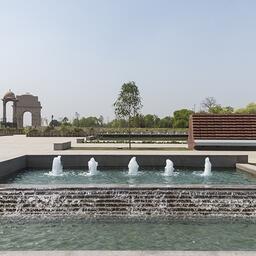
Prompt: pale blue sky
<box><xmin>1</xmin><ymin>0</ymin><xmax>256</xmax><ymax>122</ymax></box>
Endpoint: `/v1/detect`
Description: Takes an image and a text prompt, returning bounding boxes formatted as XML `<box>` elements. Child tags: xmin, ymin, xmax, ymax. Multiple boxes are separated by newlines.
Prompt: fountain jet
<box><xmin>202</xmin><ymin>157</ymin><xmax>212</xmax><ymax>176</ymax></box>
<box><xmin>128</xmin><ymin>157</ymin><xmax>139</xmax><ymax>175</ymax></box>
<box><xmin>164</xmin><ymin>159</ymin><xmax>174</xmax><ymax>176</ymax></box>
<box><xmin>88</xmin><ymin>157</ymin><xmax>99</xmax><ymax>175</ymax></box>
<box><xmin>50</xmin><ymin>156</ymin><xmax>63</xmax><ymax>176</ymax></box>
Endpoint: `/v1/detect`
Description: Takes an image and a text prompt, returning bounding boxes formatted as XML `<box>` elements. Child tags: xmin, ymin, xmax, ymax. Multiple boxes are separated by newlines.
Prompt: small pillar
<box><xmin>2</xmin><ymin>100</ymin><xmax>6</xmax><ymax>124</ymax></box>
<box><xmin>12</xmin><ymin>101</ymin><xmax>17</xmax><ymax>126</ymax></box>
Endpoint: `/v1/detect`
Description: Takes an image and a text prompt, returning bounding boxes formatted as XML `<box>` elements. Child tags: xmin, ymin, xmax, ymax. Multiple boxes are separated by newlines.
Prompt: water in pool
<box><xmin>0</xmin><ymin>217</ymin><xmax>256</xmax><ymax>250</ymax></box>
<box><xmin>2</xmin><ymin>167</ymin><xmax>256</xmax><ymax>185</ymax></box>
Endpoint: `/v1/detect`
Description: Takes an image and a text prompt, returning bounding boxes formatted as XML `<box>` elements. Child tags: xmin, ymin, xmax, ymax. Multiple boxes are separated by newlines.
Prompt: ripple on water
<box><xmin>0</xmin><ymin>217</ymin><xmax>256</xmax><ymax>250</ymax></box>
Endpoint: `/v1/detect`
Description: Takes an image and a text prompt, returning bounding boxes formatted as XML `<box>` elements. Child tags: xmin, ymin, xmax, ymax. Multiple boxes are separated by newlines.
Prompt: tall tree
<box><xmin>114</xmin><ymin>81</ymin><xmax>143</xmax><ymax>149</ymax></box>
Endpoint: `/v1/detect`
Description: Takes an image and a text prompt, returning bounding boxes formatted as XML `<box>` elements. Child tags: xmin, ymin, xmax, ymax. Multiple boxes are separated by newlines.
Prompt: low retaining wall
<box><xmin>0</xmin><ymin>156</ymin><xmax>26</xmax><ymax>179</ymax></box>
<box><xmin>0</xmin><ymin>185</ymin><xmax>255</xmax><ymax>217</ymax></box>
<box><xmin>236</xmin><ymin>163</ymin><xmax>256</xmax><ymax>176</ymax></box>
<box><xmin>53</xmin><ymin>141</ymin><xmax>71</xmax><ymax>150</ymax></box>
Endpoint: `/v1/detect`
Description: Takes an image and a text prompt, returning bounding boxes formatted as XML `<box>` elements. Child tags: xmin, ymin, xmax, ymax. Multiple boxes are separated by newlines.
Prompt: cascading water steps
<box><xmin>0</xmin><ymin>186</ymin><xmax>256</xmax><ymax>217</ymax></box>
<box><xmin>0</xmin><ymin>156</ymin><xmax>255</xmax><ymax>217</ymax></box>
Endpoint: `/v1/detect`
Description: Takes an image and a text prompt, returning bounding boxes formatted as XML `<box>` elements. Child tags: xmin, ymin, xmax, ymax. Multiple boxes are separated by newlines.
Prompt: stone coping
<box><xmin>195</xmin><ymin>139</ymin><xmax>256</xmax><ymax>146</ymax></box>
<box><xmin>236</xmin><ymin>163</ymin><xmax>256</xmax><ymax>176</ymax></box>
<box><xmin>0</xmin><ymin>184</ymin><xmax>256</xmax><ymax>190</ymax></box>
<box><xmin>0</xmin><ymin>251</ymin><xmax>255</xmax><ymax>256</ymax></box>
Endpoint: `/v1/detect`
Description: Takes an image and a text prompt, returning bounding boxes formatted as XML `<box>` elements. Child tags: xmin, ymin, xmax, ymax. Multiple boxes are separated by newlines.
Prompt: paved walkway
<box><xmin>0</xmin><ymin>135</ymin><xmax>255</xmax><ymax>163</ymax></box>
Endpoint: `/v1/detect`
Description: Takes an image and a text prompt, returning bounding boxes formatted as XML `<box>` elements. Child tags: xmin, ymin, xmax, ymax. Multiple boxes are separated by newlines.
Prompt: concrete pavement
<box><xmin>0</xmin><ymin>135</ymin><xmax>255</xmax><ymax>163</ymax></box>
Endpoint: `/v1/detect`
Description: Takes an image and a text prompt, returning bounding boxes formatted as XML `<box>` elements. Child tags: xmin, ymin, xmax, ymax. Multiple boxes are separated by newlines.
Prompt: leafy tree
<box><xmin>209</xmin><ymin>105</ymin><xmax>234</xmax><ymax>114</ymax></box>
<box><xmin>130</xmin><ymin>114</ymin><xmax>145</xmax><ymax>128</ymax></box>
<box><xmin>173</xmin><ymin>109</ymin><xmax>194</xmax><ymax>128</ymax></box>
<box><xmin>107</xmin><ymin>118</ymin><xmax>127</xmax><ymax>128</ymax></box>
<box><xmin>114</xmin><ymin>81</ymin><xmax>143</xmax><ymax>149</ymax></box>
<box><xmin>73</xmin><ymin>116</ymin><xmax>104</xmax><ymax>127</ymax></box>
<box><xmin>144</xmin><ymin>114</ymin><xmax>155</xmax><ymax>128</ymax></box>
<box><xmin>208</xmin><ymin>105</ymin><xmax>222</xmax><ymax>114</ymax></box>
<box><xmin>236</xmin><ymin>102</ymin><xmax>256</xmax><ymax>114</ymax></box>
<box><xmin>201</xmin><ymin>97</ymin><xmax>234</xmax><ymax>114</ymax></box>
<box><xmin>222</xmin><ymin>106</ymin><xmax>234</xmax><ymax>114</ymax></box>
<box><xmin>159</xmin><ymin>116</ymin><xmax>173</xmax><ymax>128</ymax></box>
<box><xmin>143</xmin><ymin>114</ymin><xmax>161</xmax><ymax>128</ymax></box>
<box><xmin>80</xmin><ymin>117</ymin><xmax>98</xmax><ymax>127</ymax></box>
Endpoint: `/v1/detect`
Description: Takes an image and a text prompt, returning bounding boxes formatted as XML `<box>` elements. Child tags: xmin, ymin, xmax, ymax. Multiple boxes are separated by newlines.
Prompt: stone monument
<box><xmin>1</xmin><ymin>90</ymin><xmax>42</xmax><ymax>128</ymax></box>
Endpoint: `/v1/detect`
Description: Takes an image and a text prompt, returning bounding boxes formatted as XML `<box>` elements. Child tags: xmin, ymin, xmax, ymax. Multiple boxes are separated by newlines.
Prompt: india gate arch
<box><xmin>2</xmin><ymin>90</ymin><xmax>42</xmax><ymax>128</ymax></box>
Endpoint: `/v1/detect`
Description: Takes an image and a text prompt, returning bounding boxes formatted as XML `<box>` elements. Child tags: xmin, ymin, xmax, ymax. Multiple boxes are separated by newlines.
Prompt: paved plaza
<box><xmin>0</xmin><ymin>135</ymin><xmax>255</xmax><ymax>163</ymax></box>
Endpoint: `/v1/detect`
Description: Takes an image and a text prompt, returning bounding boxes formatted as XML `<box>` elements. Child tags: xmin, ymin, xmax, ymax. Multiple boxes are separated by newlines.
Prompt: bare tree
<box><xmin>201</xmin><ymin>97</ymin><xmax>217</xmax><ymax>112</ymax></box>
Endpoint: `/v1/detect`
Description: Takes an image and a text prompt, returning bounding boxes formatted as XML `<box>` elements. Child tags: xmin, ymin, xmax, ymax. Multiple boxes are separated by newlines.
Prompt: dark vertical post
<box><xmin>2</xmin><ymin>100</ymin><xmax>6</xmax><ymax>125</ymax></box>
<box><xmin>12</xmin><ymin>101</ymin><xmax>17</xmax><ymax>127</ymax></box>
<box><xmin>128</xmin><ymin>116</ymin><xmax>131</xmax><ymax>149</ymax></box>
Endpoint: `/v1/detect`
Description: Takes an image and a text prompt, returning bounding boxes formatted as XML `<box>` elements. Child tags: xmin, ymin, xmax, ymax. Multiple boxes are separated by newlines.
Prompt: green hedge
<box><xmin>0</xmin><ymin>128</ymin><xmax>25</xmax><ymax>136</ymax></box>
<box><xmin>26</xmin><ymin>126</ymin><xmax>188</xmax><ymax>137</ymax></box>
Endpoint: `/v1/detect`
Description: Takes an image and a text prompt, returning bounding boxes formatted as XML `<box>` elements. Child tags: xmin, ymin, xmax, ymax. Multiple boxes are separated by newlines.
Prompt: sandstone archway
<box><xmin>16</xmin><ymin>94</ymin><xmax>42</xmax><ymax>128</ymax></box>
<box><xmin>2</xmin><ymin>91</ymin><xmax>42</xmax><ymax>128</ymax></box>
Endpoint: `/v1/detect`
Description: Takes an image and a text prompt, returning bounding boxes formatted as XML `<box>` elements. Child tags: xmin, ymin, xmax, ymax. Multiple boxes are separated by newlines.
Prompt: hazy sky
<box><xmin>1</xmin><ymin>0</ymin><xmax>256</xmax><ymax>122</ymax></box>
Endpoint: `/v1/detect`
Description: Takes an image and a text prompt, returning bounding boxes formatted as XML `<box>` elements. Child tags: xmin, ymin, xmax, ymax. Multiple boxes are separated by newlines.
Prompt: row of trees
<box><xmin>201</xmin><ymin>97</ymin><xmax>256</xmax><ymax>114</ymax></box>
<box><xmin>108</xmin><ymin>109</ymin><xmax>193</xmax><ymax>128</ymax></box>
<box><xmin>53</xmin><ymin>100</ymin><xmax>256</xmax><ymax>130</ymax></box>
<box><xmin>49</xmin><ymin>83</ymin><xmax>256</xmax><ymax>130</ymax></box>
<box><xmin>52</xmin><ymin>110</ymin><xmax>193</xmax><ymax>129</ymax></box>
